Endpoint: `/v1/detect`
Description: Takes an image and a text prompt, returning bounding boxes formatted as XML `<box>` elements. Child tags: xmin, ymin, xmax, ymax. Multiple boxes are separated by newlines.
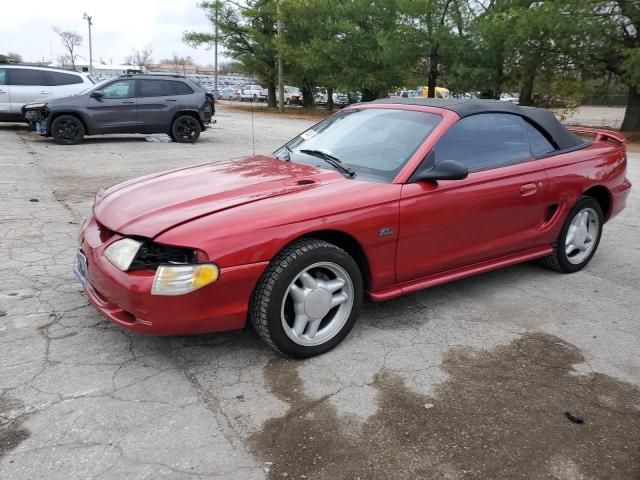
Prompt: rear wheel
<box><xmin>51</xmin><ymin>115</ymin><xmax>85</xmax><ymax>145</ymax></box>
<box><xmin>541</xmin><ymin>196</ymin><xmax>603</xmax><ymax>273</ymax></box>
<box><xmin>170</xmin><ymin>115</ymin><xmax>201</xmax><ymax>143</ymax></box>
<box><xmin>250</xmin><ymin>239</ymin><xmax>363</xmax><ymax>358</ymax></box>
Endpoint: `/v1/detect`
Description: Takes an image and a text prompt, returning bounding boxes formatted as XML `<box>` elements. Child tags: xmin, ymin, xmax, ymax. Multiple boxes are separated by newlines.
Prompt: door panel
<box><xmin>135</xmin><ymin>80</ymin><xmax>180</xmax><ymax>132</ymax></box>
<box><xmin>397</xmin><ymin>162</ymin><xmax>549</xmax><ymax>283</ymax></box>
<box><xmin>0</xmin><ymin>68</ymin><xmax>10</xmax><ymax>117</ymax></box>
<box><xmin>86</xmin><ymin>80</ymin><xmax>137</xmax><ymax>132</ymax></box>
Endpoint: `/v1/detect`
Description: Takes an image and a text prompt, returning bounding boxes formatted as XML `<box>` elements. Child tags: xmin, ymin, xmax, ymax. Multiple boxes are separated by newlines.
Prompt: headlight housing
<box><xmin>26</xmin><ymin>102</ymin><xmax>47</xmax><ymax>109</ymax></box>
<box><xmin>151</xmin><ymin>264</ymin><xmax>219</xmax><ymax>296</ymax></box>
<box><xmin>104</xmin><ymin>238</ymin><xmax>142</xmax><ymax>271</ymax></box>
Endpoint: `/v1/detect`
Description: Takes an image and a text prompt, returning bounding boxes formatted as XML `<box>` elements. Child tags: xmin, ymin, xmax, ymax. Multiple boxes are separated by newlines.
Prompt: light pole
<box><xmin>83</xmin><ymin>13</ymin><xmax>93</xmax><ymax>75</ymax></box>
<box><xmin>214</xmin><ymin>1</ymin><xmax>219</xmax><ymax>96</ymax></box>
<box><xmin>277</xmin><ymin>0</ymin><xmax>284</xmax><ymax>112</ymax></box>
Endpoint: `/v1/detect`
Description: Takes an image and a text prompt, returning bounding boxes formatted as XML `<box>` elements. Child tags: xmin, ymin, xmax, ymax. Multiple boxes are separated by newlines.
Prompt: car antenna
<box><xmin>250</xmin><ymin>94</ymin><xmax>256</xmax><ymax>156</ymax></box>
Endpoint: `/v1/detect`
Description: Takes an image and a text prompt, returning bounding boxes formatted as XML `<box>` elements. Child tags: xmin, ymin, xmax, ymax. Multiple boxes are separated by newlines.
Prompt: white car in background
<box><xmin>0</xmin><ymin>65</ymin><xmax>94</xmax><ymax>122</ymax></box>
<box><xmin>271</xmin><ymin>86</ymin><xmax>303</xmax><ymax>105</ymax></box>
<box><xmin>236</xmin><ymin>84</ymin><xmax>263</xmax><ymax>102</ymax></box>
<box><xmin>500</xmin><ymin>93</ymin><xmax>520</xmax><ymax>103</ymax></box>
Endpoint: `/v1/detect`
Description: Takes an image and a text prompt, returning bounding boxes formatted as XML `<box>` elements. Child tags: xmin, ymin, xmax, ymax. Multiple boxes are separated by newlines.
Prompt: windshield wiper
<box><xmin>299</xmin><ymin>149</ymin><xmax>356</xmax><ymax>178</ymax></box>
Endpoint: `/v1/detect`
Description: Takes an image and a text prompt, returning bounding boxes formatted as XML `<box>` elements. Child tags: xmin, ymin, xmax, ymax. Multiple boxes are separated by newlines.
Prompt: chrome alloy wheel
<box><xmin>565</xmin><ymin>207</ymin><xmax>600</xmax><ymax>265</ymax></box>
<box><xmin>280</xmin><ymin>262</ymin><xmax>354</xmax><ymax>347</ymax></box>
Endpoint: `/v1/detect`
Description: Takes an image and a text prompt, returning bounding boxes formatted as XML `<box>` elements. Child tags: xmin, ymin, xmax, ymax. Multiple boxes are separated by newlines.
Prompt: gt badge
<box><xmin>378</xmin><ymin>227</ymin><xmax>393</xmax><ymax>237</ymax></box>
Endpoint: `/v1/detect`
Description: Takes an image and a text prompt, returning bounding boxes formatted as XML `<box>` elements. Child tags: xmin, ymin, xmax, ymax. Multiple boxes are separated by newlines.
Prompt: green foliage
<box><xmin>184</xmin><ymin>0</ymin><xmax>278</xmax><ymax>105</ymax></box>
<box><xmin>185</xmin><ymin>0</ymin><xmax>640</xmax><ymax>127</ymax></box>
<box><xmin>622</xmin><ymin>48</ymin><xmax>640</xmax><ymax>88</ymax></box>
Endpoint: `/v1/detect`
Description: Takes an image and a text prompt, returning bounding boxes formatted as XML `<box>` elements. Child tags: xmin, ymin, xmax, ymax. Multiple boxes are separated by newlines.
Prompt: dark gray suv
<box><xmin>23</xmin><ymin>74</ymin><xmax>214</xmax><ymax>145</ymax></box>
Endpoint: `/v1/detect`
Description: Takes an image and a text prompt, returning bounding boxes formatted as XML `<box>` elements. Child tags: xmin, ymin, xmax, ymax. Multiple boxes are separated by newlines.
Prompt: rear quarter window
<box><xmin>170</xmin><ymin>81</ymin><xmax>194</xmax><ymax>95</ymax></box>
<box><xmin>524</xmin><ymin>121</ymin><xmax>556</xmax><ymax>156</ymax></box>
<box><xmin>0</xmin><ymin>69</ymin><xmax>6</xmax><ymax>85</ymax></box>
<box><xmin>47</xmin><ymin>71</ymin><xmax>83</xmax><ymax>86</ymax></box>
<box><xmin>138</xmin><ymin>79</ymin><xmax>173</xmax><ymax>97</ymax></box>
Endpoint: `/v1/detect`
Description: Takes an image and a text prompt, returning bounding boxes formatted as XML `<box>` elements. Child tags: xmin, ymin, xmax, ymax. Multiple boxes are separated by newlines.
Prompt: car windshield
<box><xmin>278</xmin><ymin>108</ymin><xmax>441</xmax><ymax>182</ymax></box>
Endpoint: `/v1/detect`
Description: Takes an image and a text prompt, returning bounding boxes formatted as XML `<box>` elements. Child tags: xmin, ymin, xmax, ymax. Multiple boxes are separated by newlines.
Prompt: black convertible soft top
<box><xmin>370</xmin><ymin>98</ymin><xmax>585</xmax><ymax>150</ymax></box>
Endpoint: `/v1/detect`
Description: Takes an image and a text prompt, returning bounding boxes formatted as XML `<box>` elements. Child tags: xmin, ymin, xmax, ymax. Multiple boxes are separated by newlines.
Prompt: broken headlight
<box><xmin>104</xmin><ymin>238</ymin><xmax>142</xmax><ymax>271</ymax></box>
<box><xmin>128</xmin><ymin>241</ymin><xmax>200</xmax><ymax>270</ymax></box>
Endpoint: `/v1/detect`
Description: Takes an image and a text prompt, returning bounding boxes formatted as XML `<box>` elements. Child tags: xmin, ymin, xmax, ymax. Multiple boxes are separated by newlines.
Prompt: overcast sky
<box><xmin>1</xmin><ymin>0</ymin><xmax>222</xmax><ymax>66</ymax></box>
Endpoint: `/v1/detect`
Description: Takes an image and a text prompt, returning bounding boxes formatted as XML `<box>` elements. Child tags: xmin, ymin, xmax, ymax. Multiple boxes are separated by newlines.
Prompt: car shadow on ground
<box><xmin>0</xmin><ymin>123</ymin><xmax>30</xmax><ymax>131</ymax></box>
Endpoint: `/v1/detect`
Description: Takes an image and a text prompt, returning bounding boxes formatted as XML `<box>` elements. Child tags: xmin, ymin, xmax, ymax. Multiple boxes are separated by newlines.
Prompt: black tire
<box><xmin>170</xmin><ymin>115</ymin><xmax>201</xmax><ymax>143</ymax></box>
<box><xmin>540</xmin><ymin>196</ymin><xmax>604</xmax><ymax>273</ymax></box>
<box><xmin>51</xmin><ymin>115</ymin><xmax>85</xmax><ymax>145</ymax></box>
<box><xmin>250</xmin><ymin>239</ymin><xmax>363</xmax><ymax>358</ymax></box>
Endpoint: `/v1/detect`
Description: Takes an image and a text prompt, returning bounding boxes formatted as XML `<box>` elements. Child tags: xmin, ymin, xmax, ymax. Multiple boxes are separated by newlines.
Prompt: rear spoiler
<box><xmin>567</xmin><ymin>126</ymin><xmax>625</xmax><ymax>144</ymax></box>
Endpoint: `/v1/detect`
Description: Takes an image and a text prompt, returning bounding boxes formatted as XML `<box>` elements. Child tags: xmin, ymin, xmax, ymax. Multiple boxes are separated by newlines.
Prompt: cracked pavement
<box><xmin>0</xmin><ymin>106</ymin><xmax>638</xmax><ymax>479</ymax></box>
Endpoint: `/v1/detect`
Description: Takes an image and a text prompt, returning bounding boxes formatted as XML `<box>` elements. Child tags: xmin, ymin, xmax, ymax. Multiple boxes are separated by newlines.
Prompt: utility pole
<box><xmin>214</xmin><ymin>0</ymin><xmax>219</xmax><ymax>97</ymax></box>
<box><xmin>83</xmin><ymin>13</ymin><xmax>93</xmax><ymax>75</ymax></box>
<box><xmin>277</xmin><ymin>0</ymin><xmax>284</xmax><ymax>112</ymax></box>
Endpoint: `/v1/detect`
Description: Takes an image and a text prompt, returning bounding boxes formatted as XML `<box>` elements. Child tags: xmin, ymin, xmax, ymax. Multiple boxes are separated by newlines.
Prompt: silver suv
<box><xmin>23</xmin><ymin>74</ymin><xmax>214</xmax><ymax>145</ymax></box>
<box><xmin>0</xmin><ymin>65</ymin><xmax>93</xmax><ymax>122</ymax></box>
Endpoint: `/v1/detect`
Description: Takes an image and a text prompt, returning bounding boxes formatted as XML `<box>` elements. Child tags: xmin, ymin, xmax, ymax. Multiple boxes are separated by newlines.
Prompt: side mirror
<box><xmin>90</xmin><ymin>90</ymin><xmax>104</xmax><ymax>99</ymax></box>
<box><xmin>412</xmin><ymin>160</ymin><xmax>469</xmax><ymax>182</ymax></box>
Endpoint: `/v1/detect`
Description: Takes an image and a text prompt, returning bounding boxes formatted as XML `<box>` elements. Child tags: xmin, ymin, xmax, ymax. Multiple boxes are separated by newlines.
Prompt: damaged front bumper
<box><xmin>23</xmin><ymin>107</ymin><xmax>49</xmax><ymax>135</ymax></box>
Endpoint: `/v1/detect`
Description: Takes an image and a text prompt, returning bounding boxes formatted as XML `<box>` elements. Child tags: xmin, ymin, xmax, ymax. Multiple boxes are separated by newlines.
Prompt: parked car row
<box><xmin>0</xmin><ymin>65</ymin><xmax>214</xmax><ymax>145</ymax></box>
<box><xmin>227</xmin><ymin>84</ymin><xmax>304</xmax><ymax>105</ymax></box>
<box><xmin>22</xmin><ymin>74</ymin><xmax>214</xmax><ymax>145</ymax></box>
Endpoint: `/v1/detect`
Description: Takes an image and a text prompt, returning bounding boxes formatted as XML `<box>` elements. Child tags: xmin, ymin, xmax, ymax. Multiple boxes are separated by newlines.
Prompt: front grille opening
<box><xmin>129</xmin><ymin>241</ymin><xmax>198</xmax><ymax>270</ymax></box>
<box><xmin>96</xmin><ymin>220</ymin><xmax>115</xmax><ymax>243</ymax></box>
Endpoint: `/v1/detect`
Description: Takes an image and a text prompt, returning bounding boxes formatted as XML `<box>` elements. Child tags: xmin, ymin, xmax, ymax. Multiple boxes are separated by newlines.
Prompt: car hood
<box><xmin>93</xmin><ymin>156</ymin><xmax>344</xmax><ymax>238</ymax></box>
<box><xmin>45</xmin><ymin>94</ymin><xmax>87</xmax><ymax>108</ymax></box>
<box><xmin>23</xmin><ymin>94</ymin><xmax>87</xmax><ymax>110</ymax></box>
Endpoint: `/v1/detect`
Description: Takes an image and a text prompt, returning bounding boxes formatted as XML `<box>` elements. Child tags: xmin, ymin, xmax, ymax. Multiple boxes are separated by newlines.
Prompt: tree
<box><xmin>185</xmin><ymin>0</ymin><xmax>280</xmax><ymax>107</ymax></box>
<box><xmin>400</xmin><ymin>0</ymin><xmax>470</xmax><ymax>98</ymax></box>
<box><xmin>6</xmin><ymin>52</ymin><xmax>23</xmax><ymax>63</ymax></box>
<box><xmin>53</xmin><ymin>27</ymin><xmax>82</xmax><ymax>70</ymax></box>
<box><xmin>158</xmin><ymin>54</ymin><xmax>195</xmax><ymax>74</ymax></box>
<box><xmin>279</xmin><ymin>0</ymin><xmax>346</xmax><ymax>108</ymax></box>
<box><xmin>126</xmin><ymin>45</ymin><xmax>153</xmax><ymax>71</ymax></box>
<box><xmin>56</xmin><ymin>54</ymin><xmax>72</xmax><ymax>69</ymax></box>
<box><xmin>601</xmin><ymin>0</ymin><xmax>640</xmax><ymax>131</ymax></box>
<box><xmin>281</xmin><ymin>0</ymin><xmax>423</xmax><ymax>102</ymax></box>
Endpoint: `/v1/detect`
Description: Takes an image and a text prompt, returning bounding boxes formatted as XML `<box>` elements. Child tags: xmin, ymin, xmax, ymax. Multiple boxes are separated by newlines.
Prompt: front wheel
<box><xmin>250</xmin><ymin>239</ymin><xmax>363</xmax><ymax>358</ymax></box>
<box><xmin>170</xmin><ymin>115</ymin><xmax>201</xmax><ymax>143</ymax></box>
<box><xmin>51</xmin><ymin>115</ymin><xmax>85</xmax><ymax>145</ymax></box>
<box><xmin>541</xmin><ymin>196</ymin><xmax>603</xmax><ymax>273</ymax></box>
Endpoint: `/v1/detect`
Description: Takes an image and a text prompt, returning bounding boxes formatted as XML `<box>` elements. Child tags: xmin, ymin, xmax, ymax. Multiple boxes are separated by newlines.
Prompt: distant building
<box><xmin>49</xmin><ymin>61</ymin><xmax>143</xmax><ymax>77</ymax></box>
<box><xmin>148</xmin><ymin>63</ymin><xmax>198</xmax><ymax>75</ymax></box>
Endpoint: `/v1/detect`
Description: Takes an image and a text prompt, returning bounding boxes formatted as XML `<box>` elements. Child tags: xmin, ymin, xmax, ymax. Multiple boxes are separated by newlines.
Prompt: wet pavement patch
<box><xmin>249</xmin><ymin>333</ymin><xmax>640</xmax><ymax>479</ymax></box>
<box><xmin>0</xmin><ymin>395</ymin><xmax>30</xmax><ymax>459</ymax></box>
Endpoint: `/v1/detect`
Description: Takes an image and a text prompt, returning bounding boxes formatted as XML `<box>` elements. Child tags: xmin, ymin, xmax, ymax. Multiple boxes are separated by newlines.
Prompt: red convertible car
<box><xmin>75</xmin><ymin>99</ymin><xmax>631</xmax><ymax>357</ymax></box>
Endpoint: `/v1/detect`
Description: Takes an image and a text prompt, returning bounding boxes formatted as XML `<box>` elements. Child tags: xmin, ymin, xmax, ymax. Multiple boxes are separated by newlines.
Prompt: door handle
<box><xmin>122</xmin><ymin>101</ymin><xmax>135</xmax><ymax>104</ymax></box>
<box><xmin>40</xmin><ymin>90</ymin><xmax>50</xmax><ymax>94</ymax></box>
<box><xmin>166</xmin><ymin>98</ymin><xmax>177</xmax><ymax>102</ymax></box>
<box><xmin>520</xmin><ymin>183</ymin><xmax>538</xmax><ymax>196</ymax></box>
